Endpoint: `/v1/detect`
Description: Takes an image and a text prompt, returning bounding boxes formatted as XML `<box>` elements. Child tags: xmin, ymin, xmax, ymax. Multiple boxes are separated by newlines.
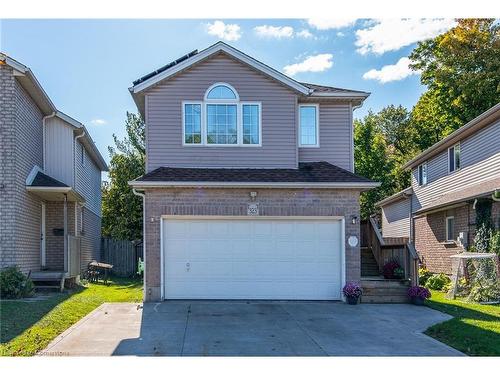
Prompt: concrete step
<box><xmin>361</xmin><ymin>295</ymin><xmax>410</xmax><ymax>304</ymax></box>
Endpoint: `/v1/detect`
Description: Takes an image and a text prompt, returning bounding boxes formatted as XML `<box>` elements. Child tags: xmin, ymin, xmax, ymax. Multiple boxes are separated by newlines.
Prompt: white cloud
<box><xmin>336</xmin><ymin>31</ymin><xmax>345</xmax><ymax>37</ymax></box>
<box><xmin>355</xmin><ymin>18</ymin><xmax>457</xmax><ymax>55</ymax></box>
<box><xmin>283</xmin><ymin>54</ymin><xmax>333</xmax><ymax>76</ymax></box>
<box><xmin>206</xmin><ymin>20</ymin><xmax>241</xmax><ymax>41</ymax></box>
<box><xmin>362</xmin><ymin>57</ymin><xmax>420</xmax><ymax>83</ymax></box>
<box><xmin>90</xmin><ymin>119</ymin><xmax>107</xmax><ymax>126</ymax></box>
<box><xmin>254</xmin><ymin>25</ymin><xmax>294</xmax><ymax>39</ymax></box>
<box><xmin>307</xmin><ymin>18</ymin><xmax>356</xmax><ymax>30</ymax></box>
<box><xmin>296</xmin><ymin>29</ymin><xmax>314</xmax><ymax>39</ymax></box>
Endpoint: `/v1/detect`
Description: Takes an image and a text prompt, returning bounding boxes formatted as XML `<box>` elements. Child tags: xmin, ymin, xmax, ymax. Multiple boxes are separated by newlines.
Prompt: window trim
<box><xmin>446</xmin><ymin>216</ymin><xmax>455</xmax><ymax>242</ymax></box>
<box><xmin>418</xmin><ymin>162</ymin><xmax>427</xmax><ymax>186</ymax></box>
<box><xmin>298</xmin><ymin>104</ymin><xmax>320</xmax><ymax>148</ymax></box>
<box><xmin>448</xmin><ymin>143</ymin><xmax>461</xmax><ymax>173</ymax></box>
<box><xmin>182</xmin><ymin>84</ymin><xmax>262</xmax><ymax>147</ymax></box>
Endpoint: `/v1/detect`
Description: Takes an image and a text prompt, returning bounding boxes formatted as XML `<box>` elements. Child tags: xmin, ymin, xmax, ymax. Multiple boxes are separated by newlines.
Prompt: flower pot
<box><xmin>411</xmin><ymin>296</ymin><xmax>425</xmax><ymax>306</ymax></box>
<box><xmin>346</xmin><ymin>296</ymin><xmax>359</xmax><ymax>305</ymax></box>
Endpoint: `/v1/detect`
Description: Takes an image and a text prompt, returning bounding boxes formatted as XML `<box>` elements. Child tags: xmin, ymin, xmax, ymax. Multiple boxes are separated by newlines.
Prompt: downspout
<box><xmin>42</xmin><ymin>112</ymin><xmax>57</xmax><ymax>170</ymax></box>
<box><xmin>132</xmin><ymin>188</ymin><xmax>147</xmax><ymax>301</ymax></box>
<box><xmin>74</xmin><ymin>131</ymin><xmax>86</xmax><ymax>189</ymax></box>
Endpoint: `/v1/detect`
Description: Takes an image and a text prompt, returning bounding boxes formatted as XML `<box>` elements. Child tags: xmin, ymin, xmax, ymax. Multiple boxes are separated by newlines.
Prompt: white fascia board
<box><xmin>26</xmin><ymin>186</ymin><xmax>72</xmax><ymax>193</ymax></box>
<box><xmin>25</xmin><ymin>165</ymin><xmax>44</xmax><ymax>185</ymax></box>
<box><xmin>310</xmin><ymin>92</ymin><xmax>370</xmax><ymax>98</ymax></box>
<box><xmin>55</xmin><ymin>111</ymin><xmax>83</xmax><ymax>128</ymax></box>
<box><xmin>129</xmin><ymin>180</ymin><xmax>381</xmax><ymax>189</ymax></box>
<box><xmin>131</xmin><ymin>42</ymin><xmax>310</xmax><ymax>95</ymax></box>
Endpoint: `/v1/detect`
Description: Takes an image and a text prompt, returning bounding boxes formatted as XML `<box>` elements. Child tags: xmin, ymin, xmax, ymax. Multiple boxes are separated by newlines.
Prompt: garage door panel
<box><xmin>163</xmin><ymin>218</ymin><xmax>343</xmax><ymax>300</ymax></box>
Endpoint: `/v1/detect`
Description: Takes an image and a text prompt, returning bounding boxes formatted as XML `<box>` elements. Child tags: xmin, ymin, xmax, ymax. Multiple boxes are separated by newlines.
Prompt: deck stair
<box><xmin>361</xmin><ymin>246</ymin><xmax>380</xmax><ymax>277</ymax></box>
<box><xmin>30</xmin><ymin>271</ymin><xmax>66</xmax><ymax>292</ymax></box>
<box><xmin>361</xmin><ymin>278</ymin><xmax>410</xmax><ymax>304</ymax></box>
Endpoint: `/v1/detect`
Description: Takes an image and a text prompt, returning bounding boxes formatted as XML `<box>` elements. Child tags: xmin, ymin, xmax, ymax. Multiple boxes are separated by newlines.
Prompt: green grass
<box><xmin>0</xmin><ymin>277</ymin><xmax>143</xmax><ymax>356</ymax></box>
<box><xmin>425</xmin><ymin>291</ymin><xmax>500</xmax><ymax>356</ymax></box>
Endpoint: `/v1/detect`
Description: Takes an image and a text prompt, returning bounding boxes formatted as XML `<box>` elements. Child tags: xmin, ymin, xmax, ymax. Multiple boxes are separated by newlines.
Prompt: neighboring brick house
<box><xmin>0</xmin><ymin>53</ymin><xmax>108</xmax><ymax>281</ymax></box>
<box><xmin>128</xmin><ymin>42</ymin><xmax>379</xmax><ymax>302</ymax></box>
<box><xmin>377</xmin><ymin>103</ymin><xmax>500</xmax><ymax>274</ymax></box>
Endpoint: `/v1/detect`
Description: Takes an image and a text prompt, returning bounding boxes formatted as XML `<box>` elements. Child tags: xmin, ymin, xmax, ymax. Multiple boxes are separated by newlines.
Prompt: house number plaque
<box><xmin>247</xmin><ymin>203</ymin><xmax>259</xmax><ymax>216</ymax></box>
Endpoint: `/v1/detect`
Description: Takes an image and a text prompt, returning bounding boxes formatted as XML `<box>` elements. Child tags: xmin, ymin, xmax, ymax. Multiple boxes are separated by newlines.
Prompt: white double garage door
<box><xmin>162</xmin><ymin>217</ymin><xmax>345</xmax><ymax>300</ymax></box>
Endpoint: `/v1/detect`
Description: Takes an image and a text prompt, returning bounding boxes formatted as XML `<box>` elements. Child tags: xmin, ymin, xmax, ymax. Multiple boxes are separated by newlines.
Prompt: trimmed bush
<box><xmin>425</xmin><ymin>273</ymin><xmax>451</xmax><ymax>291</ymax></box>
<box><xmin>418</xmin><ymin>267</ymin><xmax>432</xmax><ymax>286</ymax></box>
<box><xmin>0</xmin><ymin>266</ymin><xmax>35</xmax><ymax>299</ymax></box>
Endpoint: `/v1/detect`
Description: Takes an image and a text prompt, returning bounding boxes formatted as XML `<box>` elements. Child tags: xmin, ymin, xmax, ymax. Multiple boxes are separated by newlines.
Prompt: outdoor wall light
<box><xmin>249</xmin><ymin>191</ymin><xmax>257</xmax><ymax>201</ymax></box>
<box><xmin>351</xmin><ymin>215</ymin><xmax>358</xmax><ymax>225</ymax></box>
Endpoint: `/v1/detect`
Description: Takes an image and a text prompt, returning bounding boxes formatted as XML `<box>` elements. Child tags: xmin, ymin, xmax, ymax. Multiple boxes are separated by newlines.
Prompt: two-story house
<box><xmin>377</xmin><ymin>103</ymin><xmax>500</xmax><ymax>274</ymax></box>
<box><xmin>0</xmin><ymin>53</ymin><xmax>108</xmax><ymax>288</ymax></box>
<box><xmin>129</xmin><ymin>42</ymin><xmax>379</xmax><ymax>302</ymax></box>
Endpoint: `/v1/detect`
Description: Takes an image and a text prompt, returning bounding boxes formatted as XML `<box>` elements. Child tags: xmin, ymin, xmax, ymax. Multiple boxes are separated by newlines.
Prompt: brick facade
<box><xmin>415</xmin><ymin>201</ymin><xmax>500</xmax><ymax>274</ymax></box>
<box><xmin>143</xmin><ymin>187</ymin><xmax>361</xmax><ymax>301</ymax></box>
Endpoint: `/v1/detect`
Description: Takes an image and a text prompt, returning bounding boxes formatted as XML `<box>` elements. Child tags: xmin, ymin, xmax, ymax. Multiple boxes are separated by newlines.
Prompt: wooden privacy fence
<box><xmin>101</xmin><ymin>238</ymin><xmax>143</xmax><ymax>277</ymax></box>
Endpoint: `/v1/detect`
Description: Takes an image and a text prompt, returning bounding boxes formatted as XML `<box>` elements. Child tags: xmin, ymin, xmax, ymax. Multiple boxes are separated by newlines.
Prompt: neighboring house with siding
<box><xmin>0</xmin><ymin>53</ymin><xmax>108</xmax><ymax>284</ymax></box>
<box><xmin>129</xmin><ymin>42</ymin><xmax>381</xmax><ymax>302</ymax></box>
<box><xmin>377</xmin><ymin>103</ymin><xmax>500</xmax><ymax>274</ymax></box>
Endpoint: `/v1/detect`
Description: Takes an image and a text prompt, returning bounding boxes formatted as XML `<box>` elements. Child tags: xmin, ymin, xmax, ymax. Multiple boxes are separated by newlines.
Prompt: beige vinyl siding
<box><xmin>298</xmin><ymin>103</ymin><xmax>353</xmax><ymax>171</ymax></box>
<box><xmin>75</xmin><ymin>141</ymin><xmax>102</xmax><ymax>217</ymax></box>
<box><xmin>412</xmin><ymin>120</ymin><xmax>500</xmax><ymax>211</ymax></box>
<box><xmin>144</xmin><ymin>52</ymin><xmax>298</xmax><ymax>171</ymax></box>
<box><xmin>44</xmin><ymin>116</ymin><xmax>75</xmax><ymax>186</ymax></box>
<box><xmin>381</xmin><ymin>198</ymin><xmax>411</xmax><ymax>238</ymax></box>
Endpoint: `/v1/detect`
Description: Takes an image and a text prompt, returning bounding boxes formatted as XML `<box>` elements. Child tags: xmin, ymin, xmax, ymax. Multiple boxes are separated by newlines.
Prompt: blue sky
<box><xmin>0</xmin><ymin>19</ymin><xmax>456</xmax><ymax>165</ymax></box>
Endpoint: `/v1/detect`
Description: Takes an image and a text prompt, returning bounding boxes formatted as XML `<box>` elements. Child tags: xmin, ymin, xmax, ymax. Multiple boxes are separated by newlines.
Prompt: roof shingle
<box><xmin>30</xmin><ymin>171</ymin><xmax>68</xmax><ymax>187</ymax></box>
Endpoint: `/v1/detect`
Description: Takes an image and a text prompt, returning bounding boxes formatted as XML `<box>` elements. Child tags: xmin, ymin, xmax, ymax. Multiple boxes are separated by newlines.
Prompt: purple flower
<box><xmin>407</xmin><ymin>286</ymin><xmax>431</xmax><ymax>299</ymax></box>
<box><xmin>343</xmin><ymin>282</ymin><xmax>363</xmax><ymax>298</ymax></box>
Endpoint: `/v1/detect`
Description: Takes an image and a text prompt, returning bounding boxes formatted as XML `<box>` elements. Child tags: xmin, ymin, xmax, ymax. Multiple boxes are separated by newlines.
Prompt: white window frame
<box><xmin>298</xmin><ymin>104</ymin><xmax>320</xmax><ymax>148</ymax></box>
<box><xmin>446</xmin><ymin>216</ymin><xmax>455</xmax><ymax>242</ymax></box>
<box><xmin>448</xmin><ymin>143</ymin><xmax>461</xmax><ymax>173</ymax></box>
<box><xmin>181</xmin><ymin>83</ymin><xmax>262</xmax><ymax>147</ymax></box>
<box><xmin>418</xmin><ymin>162</ymin><xmax>427</xmax><ymax>186</ymax></box>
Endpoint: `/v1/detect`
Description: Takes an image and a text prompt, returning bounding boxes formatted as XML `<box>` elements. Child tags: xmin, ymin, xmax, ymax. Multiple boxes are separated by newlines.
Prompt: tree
<box><xmin>101</xmin><ymin>112</ymin><xmax>145</xmax><ymax>240</ymax></box>
<box><xmin>409</xmin><ymin>19</ymin><xmax>500</xmax><ymax>148</ymax></box>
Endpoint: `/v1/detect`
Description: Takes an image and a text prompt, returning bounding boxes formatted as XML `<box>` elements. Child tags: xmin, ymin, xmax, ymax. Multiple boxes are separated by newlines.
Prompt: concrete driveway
<box><xmin>40</xmin><ymin>301</ymin><xmax>463</xmax><ymax>356</ymax></box>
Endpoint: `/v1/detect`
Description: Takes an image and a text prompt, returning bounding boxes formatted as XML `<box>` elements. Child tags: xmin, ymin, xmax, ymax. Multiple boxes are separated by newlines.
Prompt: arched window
<box><xmin>183</xmin><ymin>83</ymin><xmax>261</xmax><ymax>146</ymax></box>
<box><xmin>205</xmin><ymin>83</ymin><xmax>239</xmax><ymax>100</ymax></box>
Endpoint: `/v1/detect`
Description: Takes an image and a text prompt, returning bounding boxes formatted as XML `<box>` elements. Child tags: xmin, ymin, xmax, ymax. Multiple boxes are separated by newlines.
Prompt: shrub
<box><xmin>467</xmin><ymin>280</ymin><xmax>500</xmax><ymax>303</ymax></box>
<box><xmin>408</xmin><ymin>286</ymin><xmax>431</xmax><ymax>300</ymax></box>
<box><xmin>418</xmin><ymin>267</ymin><xmax>432</xmax><ymax>286</ymax></box>
<box><xmin>343</xmin><ymin>282</ymin><xmax>363</xmax><ymax>299</ymax></box>
<box><xmin>383</xmin><ymin>259</ymin><xmax>402</xmax><ymax>279</ymax></box>
<box><xmin>490</xmin><ymin>230</ymin><xmax>500</xmax><ymax>256</ymax></box>
<box><xmin>425</xmin><ymin>273</ymin><xmax>451</xmax><ymax>291</ymax></box>
<box><xmin>0</xmin><ymin>266</ymin><xmax>35</xmax><ymax>299</ymax></box>
<box><xmin>474</xmin><ymin>224</ymin><xmax>492</xmax><ymax>253</ymax></box>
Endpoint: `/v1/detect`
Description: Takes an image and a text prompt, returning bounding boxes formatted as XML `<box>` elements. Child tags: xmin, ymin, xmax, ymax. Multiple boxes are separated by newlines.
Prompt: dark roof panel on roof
<box><xmin>135</xmin><ymin>162</ymin><xmax>374</xmax><ymax>184</ymax></box>
<box><xmin>30</xmin><ymin>171</ymin><xmax>68</xmax><ymax>188</ymax></box>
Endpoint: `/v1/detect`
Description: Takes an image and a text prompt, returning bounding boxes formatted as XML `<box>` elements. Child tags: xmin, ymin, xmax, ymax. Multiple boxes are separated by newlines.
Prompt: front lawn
<box><xmin>0</xmin><ymin>277</ymin><xmax>142</xmax><ymax>356</ymax></box>
<box><xmin>425</xmin><ymin>291</ymin><xmax>500</xmax><ymax>356</ymax></box>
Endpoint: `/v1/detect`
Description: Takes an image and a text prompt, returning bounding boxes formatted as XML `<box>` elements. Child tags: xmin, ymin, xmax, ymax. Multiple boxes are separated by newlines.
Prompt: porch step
<box><xmin>360</xmin><ymin>247</ymin><xmax>380</xmax><ymax>277</ymax></box>
<box><xmin>30</xmin><ymin>271</ymin><xmax>65</xmax><ymax>292</ymax></box>
<box><xmin>360</xmin><ymin>279</ymin><xmax>410</xmax><ymax>304</ymax></box>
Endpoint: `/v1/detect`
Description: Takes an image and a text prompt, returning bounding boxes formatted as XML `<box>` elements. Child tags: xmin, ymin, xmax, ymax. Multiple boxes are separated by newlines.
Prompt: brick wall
<box><xmin>44</xmin><ymin>201</ymin><xmax>76</xmax><ymax>270</ymax></box>
<box><xmin>415</xmin><ymin>205</ymin><xmax>469</xmax><ymax>274</ymax></box>
<box><xmin>143</xmin><ymin>187</ymin><xmax>361</xmax><ymax>301</ymax></box>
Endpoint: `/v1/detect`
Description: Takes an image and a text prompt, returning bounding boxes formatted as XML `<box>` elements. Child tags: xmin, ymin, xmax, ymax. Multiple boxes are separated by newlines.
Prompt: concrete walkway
<box><xmin>40</xmin><ymin>301</ymin><xmax>463</xmax><ymax>356</ymax></box>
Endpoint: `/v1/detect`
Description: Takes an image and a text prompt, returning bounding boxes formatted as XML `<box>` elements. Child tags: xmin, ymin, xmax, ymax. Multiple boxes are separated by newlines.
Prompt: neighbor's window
<box><xmin>448</xmin><ymin>143</ymin><xmax>461</xmax><ymax>173</ymax></box>
<box><xmin>183</xmin><ymin>103</ymin><xmax>202</xmax><ymax>144</ymax></box>
<box><xmin>242</xmin><ymin>104</ymin><xmax>260</xmax><ymax>145</ymax></box>
<box><xmin>418</xmin><ymin>162</ymin><xmax>428</xmax><ymax>186</ymax></box>
<box><xmin>446</xmin><ymin>216</ymin><xmax>455</xmax><ymax>242</ymax></box>
<box><xmin>299</xmin><ymin>105</ymin><xmax>319</xmax><ymax>147</ymax></box>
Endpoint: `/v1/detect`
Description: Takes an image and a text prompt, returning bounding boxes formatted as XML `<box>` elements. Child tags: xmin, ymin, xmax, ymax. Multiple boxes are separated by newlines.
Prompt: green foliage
<box><xmin>354</xmin><ymin>106</ymin><xmax>414</xmax><ymax>218</ymax></box>
<box><xmin>0</xmin><ymin>266</ymin><xmax>34</xmax><ymax>299</ymax></box>
<box><xmin>475</xmin><ymin>199</ymin><xmax>493</xmax><ymax>230</ymax></box>
<box><xmin>474</xmin><ymin>224</ymin><xmax>492</xmax><ymax>253</ymax></box>
<box><xmin>490</xmin><ymin>231</ymin><xmax>500</xmax><ymax>256</ymax></box>
<box><xmin>467</xmin><ymin>280</ymin><xmax>500</xmax><ymax>303</ymax></box>
<box><xmin>419</xmin><ymin>267</ymin><xmax>433</xmax><ymax>286</ymax></box>
<box><xmin>101</xmin><ymin>112</ymin><xmax>145</xmax><ymax>240</ymax></box>
<box><xmin>425</xmin><ymin>273</ymin><xmax>451</xmax><ymax>291</ymax></box>
<box><xmin>409</xmin><ymin>19</ymin><xmax>500</xmax><ymax>148</ymax></box>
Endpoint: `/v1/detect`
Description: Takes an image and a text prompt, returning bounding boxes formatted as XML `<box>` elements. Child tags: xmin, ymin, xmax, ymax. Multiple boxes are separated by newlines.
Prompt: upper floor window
<box><xmin>448</xmin><ymin>143</ymin><xmax>460</xmax><ymax>173</ymax></box>
<box><xmin>299</xmin><ymin>104</ymin><xmax>319</xmax><ymax>147</ymax></box>
<box><xmin>182</xmin><ymin>83</ymin><xmax>261</xmax><ymax>146</ymax></box>
<box><xmin>418</xmin><ymin>162</ymin><xmax>427</xmax><ymax>186</ymax></box>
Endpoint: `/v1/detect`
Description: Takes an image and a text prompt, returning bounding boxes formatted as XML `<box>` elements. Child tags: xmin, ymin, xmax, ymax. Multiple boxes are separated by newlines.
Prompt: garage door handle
<box><xmin>186</xmin><ymin>262</ymin><xmax>190</xmax><ymax>272</ymax></box>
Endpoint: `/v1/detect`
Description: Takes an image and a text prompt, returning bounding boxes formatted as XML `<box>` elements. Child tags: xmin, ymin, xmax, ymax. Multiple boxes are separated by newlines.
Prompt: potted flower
<box><xmin>407</xmin><ymin>286</ymin><xmax>431</xmax><ymax>305</ymax></box>
<box><xmin>383</xmin><ymin>259</ymin><xmax>403</xmax><ymax>279</ymax></box>
<box><xmin>343</xmin><ymin>282</ymin><xmax>363</xmax><ymax>305</ymax></box>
